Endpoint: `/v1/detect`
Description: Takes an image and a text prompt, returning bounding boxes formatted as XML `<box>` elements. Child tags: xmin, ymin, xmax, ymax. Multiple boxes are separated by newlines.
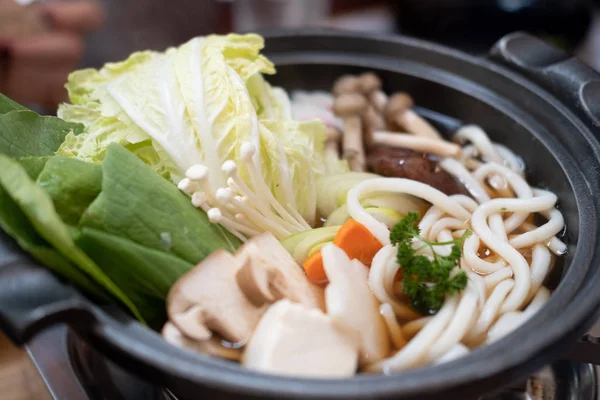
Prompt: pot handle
<box><xmin>0</xmin><ymin>234</ymin><xmax>95</xmax><ymax>345</ymax></box>
<box><xmin>490</xmin><ymin>32</ymin><xmax>600</xmax><ymax>366</ymax></box>
<box><xmin>561</xmin><ymin>305</ymin><xmax>600</xmax><ymax>365</ymax></box>
<box><xmin>489</xmin><ymin>32</ymin><xmax>600</xmax><ymax>129</ymax></box>
<box><xmin>563</xmin><ymin>333</ymin><xmax>600</xmax><ymax>365</ymax></box>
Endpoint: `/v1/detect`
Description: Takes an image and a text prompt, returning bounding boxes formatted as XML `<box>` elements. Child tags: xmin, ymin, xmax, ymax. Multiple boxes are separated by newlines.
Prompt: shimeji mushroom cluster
<box><xmin>330</xmin><ymin>73</ymin><xmax>462</xmax><ymax>172</ymax></box>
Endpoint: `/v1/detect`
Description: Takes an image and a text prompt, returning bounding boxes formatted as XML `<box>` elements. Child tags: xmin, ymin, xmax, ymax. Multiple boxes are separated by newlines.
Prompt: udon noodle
<box><xmin>343</xmin><ymin>125</ymin><xmax>565</xmax><ymax>372</ymax></box>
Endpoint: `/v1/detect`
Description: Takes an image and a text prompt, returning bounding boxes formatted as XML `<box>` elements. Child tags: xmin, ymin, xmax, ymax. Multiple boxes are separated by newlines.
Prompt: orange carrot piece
<box><xmin>302</xmin><ymin>219</ymin><xmax>383</xmax><ymax>285</ymax></box>
<box><xmin>333</xmin><ymin>219</ymin><xmax>383</xmax><ymax>266</ymax></box>
<box><xmin>302</xmin><ymin>251</ymin><xmax>328</xmax><ymax>286</ymax></box>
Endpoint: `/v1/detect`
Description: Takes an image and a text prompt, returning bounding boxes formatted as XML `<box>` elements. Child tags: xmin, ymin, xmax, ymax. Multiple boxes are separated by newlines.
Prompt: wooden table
<box><xmin>0</xmin><ymin>334</ymin><xmax>52</xmax><ymax>400</ymax></box>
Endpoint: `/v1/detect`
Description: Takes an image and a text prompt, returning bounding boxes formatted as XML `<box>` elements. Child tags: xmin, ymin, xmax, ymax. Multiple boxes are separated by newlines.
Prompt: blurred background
<box><xmin>1</xmin><ymin>0</ymin><xmax>599</xmax><ymax>113</ymax></box>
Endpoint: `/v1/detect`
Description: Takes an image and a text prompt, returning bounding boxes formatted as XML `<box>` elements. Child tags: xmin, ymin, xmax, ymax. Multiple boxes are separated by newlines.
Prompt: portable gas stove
<box><xmin>25</xmin><ymin>325</ymin><xmax>597</xmax><ymax>400</ymax></box>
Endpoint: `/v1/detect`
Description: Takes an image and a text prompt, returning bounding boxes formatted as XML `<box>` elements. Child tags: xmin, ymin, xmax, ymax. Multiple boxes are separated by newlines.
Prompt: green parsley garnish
<box><xmin>390</xmin><ymin>212</ymin><xmax>471</xmax><ymax>315</ymax></box>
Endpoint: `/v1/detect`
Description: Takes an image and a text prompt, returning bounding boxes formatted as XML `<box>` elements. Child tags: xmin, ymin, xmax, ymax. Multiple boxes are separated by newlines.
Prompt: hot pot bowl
<box><xmin>1</xmin><ymin>30</ymin><xmax>600</xmax><ymax>400</ymax></box>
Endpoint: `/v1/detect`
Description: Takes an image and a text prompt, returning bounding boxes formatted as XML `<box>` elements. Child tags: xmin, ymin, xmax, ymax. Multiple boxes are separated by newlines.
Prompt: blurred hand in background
<box><xmin>0</xmin><ymin>0</ymin><xmax>105</xmax><ymax>111</ymax></box>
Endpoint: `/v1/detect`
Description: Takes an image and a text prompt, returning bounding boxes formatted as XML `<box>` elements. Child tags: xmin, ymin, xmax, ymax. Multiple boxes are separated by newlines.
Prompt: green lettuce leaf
<box><xmin>0</xmin><ymin>180</ymin><xmax>108</xmax><ymax>300</ymax></box>
<box><xmin>76</xmin><ymin>227</ymin><xmax>194</xmax><ymax>328</ymax></box>
<box><xmin>0</xmin><ymin>155</ymin><xmax>138</xmax><ymax>315</ymax></box>
<box><xmin>80</xmin><ymin>144</ymin><xmax>241</xmax><ymax>263</ymax></box>
<box><xmin>0</xmin><ymin>93</ymin><xmax>26</xmax><ymax>114</ymax></box>
<box><xmin>0</xmin><ymin>110</ymin><xmax>83</xmax><ymax>158</ymax></box>
<box><xmin>0</xmin><ymin>142</ymin><xmax>104</xmax><ymax>298</ymax></box>
<box><xmin>36</xmin><ymin>157</ymin><xmax>103</xmax><ymax>225</ymax></box>
<box><xmin>17</xmin><ymin>156</ymin><xmax>52</xmax><ymax>179</ymax></box>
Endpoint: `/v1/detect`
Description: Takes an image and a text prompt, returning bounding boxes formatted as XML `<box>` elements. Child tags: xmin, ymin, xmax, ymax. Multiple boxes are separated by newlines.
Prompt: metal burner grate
<box><xmin>478</xmin><ymin>363</ymin><xmax>596</xmax><ymax>400</ymax></box>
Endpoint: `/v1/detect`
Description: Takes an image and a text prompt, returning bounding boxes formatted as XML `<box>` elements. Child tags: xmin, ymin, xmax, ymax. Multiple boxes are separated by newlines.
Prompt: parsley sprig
<box><xmin>390</xmin><ymin>212</ymin><xmax>471</xmax><ymax>315</ymax></box>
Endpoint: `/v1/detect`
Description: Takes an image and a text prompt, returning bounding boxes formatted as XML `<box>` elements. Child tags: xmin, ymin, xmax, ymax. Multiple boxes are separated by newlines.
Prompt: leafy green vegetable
<box><xmin>17</xmin><ymin>157</ymin><xmax>52</xmax><ymax>179</ymax></box>
<box><xmin>0</xmin><ymin>182</ymin><xmax>108</xmax><ymax>300</ymax></box>
<box><xmin>0</xmin><ymin>93</ymin><xmax>26</xmax><ymax>114</ymax></box>
<box><xmin>57</xmin><ymin>34</ymin><xmax>275</xmax><ymax>184</ymax></box>
<box><xmin>246</xmin><ymin>74</ymin><xmax>292</xmax><ymax>120</ymax></box>
<box><xmin>36</xmin><ymin>157</ymin><xmax>102</xmax><ymax>225</ymax></box>
<box><xmin>57</xmin><ymin>33</ymin><xmax>338</xmax><ymax>228</ymax></box>
<box><xmin>0</xmin><ymin>96</ymin><xmax>238</xmax><ymax>325</ymax></box>
<box><xmin>390</xmin><ymin>212</ymin><xmax>471</xmax><ymax>314</ymax></box>
<box><xmin>261</xmin><ymin>119</ymin><xmax>329</xmax><ymax>224</ymax></box>
<box><xmin>0</xmin><ymin>155</ymin><xmax>141</xmax><ymax>313</ymax></box>
<box><xmin>281</xmin><ymin>225</ymin><xmax>340</xmax><ymax>264</ymax></box>
<box><xmin>76</xmin><ymin>227</ymin><xmax>193</xmax><ymax>328</ymax></box>
<box><xmin>316</xmin><ymin>172</ymin><xmax>379</xmax><ymax>218</ymax></box>
<box><xmin>0</xmin><ymin>111</ymin><xmax>83</xmax><ymax>158</ymax></box>
<box><xmin>80</xmin><ymin>144</ymin><xmax>240</xmax><ymax>263</ymax></box>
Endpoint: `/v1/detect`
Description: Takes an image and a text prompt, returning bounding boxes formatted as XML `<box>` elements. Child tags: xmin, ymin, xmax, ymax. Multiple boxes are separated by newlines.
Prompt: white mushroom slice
<box><xmin>167</xmin><ymin>249</ymin><xmax>266</xmax><ymax>344</ymax></box>
<box><xmin>242</xmin><ymin>300</ymin><xmax>358</xmax><ymax>378</ymax></box>
<box><xmin>236</xmin><ymin>244</ymin><xmax>284</xmax><ymax>307</ymax></box>
<box><xmin>170</xmin><ymin>304</ymin><xmax>212</xmax><ymax>341</ymax></box>
<box><xmin>321</xmin><ymin>243</ymin><xmax>390</xmax><ymax>365</ymax></box>
<box><xmin>238</xmin><ymin>232</ymin><xmax>325</xmax><ymax>311</ymax></box>
<box><xmin>162</xmin><ymin>322</ymin><xmax>242</xmax><ymax>361</ymax></box>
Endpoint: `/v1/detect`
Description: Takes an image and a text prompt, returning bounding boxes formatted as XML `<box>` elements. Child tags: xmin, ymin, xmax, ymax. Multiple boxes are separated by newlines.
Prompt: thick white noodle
<box><xmin>494</xmin><ymin>143</ymin><xmax>524</xmax><ymax>173</ymax></box>
<box><xmin>369</xmin><ymin>246</ymin><xmax>420</xmax><ymax>320</ymax></box>
<box><xmin>429</xmin><ymin>218</ymin><xmax>468</xmax><ymax>241</ymax></box>
<box><xmin>487</xmin><ymin>288</ymin><xmax>550</xmax><ymax>343</ymax></box>
<box><xmin>462</xmin><ymin>234</ymin><xmax>506</xmax><ymax>274</ymax></box>
<box><xmin>463</xmin><ymin>269</ymin><xmax>487</xmax><ymax>309</ymax></box>
<box><xmin>521</xmin><ymin>221</ymin><xmax>567</xmax><ymax>255</ymax></box>
<box><xmin>440</xmin><ymin>158</ymin><xmax>490</xmax><ymax>204</ymax></box>
<box><xmin>527</xmin><ymin>244</ymin><xmax>551</xmax><ymax>301</ymax></box>
<box><xmin>465</xmin><ymin>279</ymin><xmax>514</xmax><ymax>343</ymax></box>
<box><xmin>434</xmin><ymin>230</ymin><xmax>456</xmax><ymax>257</ymax></box>
<box><xmin>461</xmin><ymin>144</ymin><xmax>479</xmax><ymax>163</ymax></box>
<box><xmin>380</xmin><ymin>303</ymin><xmax>408</xmax><ymax>349</ymax></box>
<box><xmin>347</xmin><ymin>178</ymin><xmax>471</xmax><ymax>245</ymax></box>
<box><xmin>419</xmin><ymin>206</ymin><xmax>445</xmax><ymax>238</ymax></box>
<box><xmin>455</xmin><ymin>127</ymin><xmax>508</xmax><ymax>191</ymax></box>
<box><xmin>483</xmin><ymin>267</ymin><xmax>513</xmax><ymax>293</ymax></box>
<box><xmin>510</xmin><ymin>209</ymin><xmax>564</xmax><ymax>249</ymax></box>
<box><xmin>426</xmin><ymin>285</ymin><xmax>479</xmax><ymax>362</ymax></box>
<box><xmin>403</xmin><ymin>317</ymin><xmax>432</xmax><ymax>339</ymax></box>
<box><xmin>441</xmin><ymin>159</ymin><xmax>511</xmax><ymax>240</ymax></box>
<box><xmin>454</xmin><ymin>125</ymin><xmax>504</xmax><ymax>164</ymax></box>
<box><xmin>474</xmin><ymin>163</ymin><xmax>533</xmax><ymax>234</ymax></box>
<box><xmin>450</xmin><ymin>194</ymin><xmax>479</xmax><ymax>213</ymax></box>
<box><xmin>471</xmin><ymin>193</ymin><xmax>556</xmax><ymax>312</ymax></box>
<box><xmin>369</xmin><ymin>296</ymin><xmax>459</xmax><ymax>372</ymax></box>
<box><xmin>434</xmin><ymin>344</ymin><xmax>470</xmax><ymax>365</ymax></box>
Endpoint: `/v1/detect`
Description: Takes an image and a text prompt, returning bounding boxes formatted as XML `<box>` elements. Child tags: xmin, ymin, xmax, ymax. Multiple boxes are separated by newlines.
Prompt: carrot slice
<box><xmin>302</xmin><ymin>219</ymin><xmax>383</xmax><ymax>285</ymax></box>
<box><xmin>302</xmin><ymin>251</ymin><xmax>328</xmax><ymax>286</ymax></box>
<box><xmin>333</xmin><ymin>219</ymin><xmax>383</xmax><ymax>267</ymax></box>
